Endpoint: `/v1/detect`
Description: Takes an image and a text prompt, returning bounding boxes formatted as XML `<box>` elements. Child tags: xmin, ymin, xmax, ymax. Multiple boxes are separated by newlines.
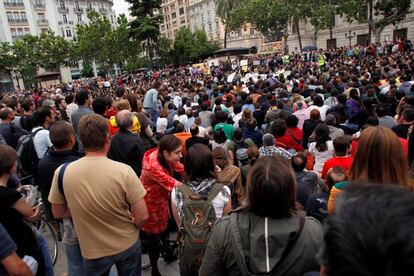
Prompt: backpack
<box><xmin>233</xmin><ymin>140</ymin><xmax>250</xmax><ymax>166</ymax></box>
<box><xmin>177</xmin><ymin>183</ymin><xmax>223</xmax><ymax>276</ymax></box>
<box><xmin>16</xmin><ymin>128</ymin><xmax>43</xmax><ymax>178</ymax></box>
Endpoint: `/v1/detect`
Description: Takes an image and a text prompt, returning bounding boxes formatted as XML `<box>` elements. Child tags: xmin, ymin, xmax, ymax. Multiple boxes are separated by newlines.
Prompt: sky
<box><xmin>113</xmin><ymin>0</ymin><xmax>131</xmax><ymax>17</ymax></box>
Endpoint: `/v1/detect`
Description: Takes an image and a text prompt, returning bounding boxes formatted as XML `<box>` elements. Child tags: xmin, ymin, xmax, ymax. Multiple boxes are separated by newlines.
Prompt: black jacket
<box><xmin>37</xmin><ymin>149</ymin><xmax>81</xmax><ymax>200</ymax></box>
<box><xmin>0</xmin><ymin>123</ymin><xmax>28</xmax><ymax>149</ymax></box>
<box><xmin>108</xmin><ymin>129</ymin><xmax>146</xmax><ymax>177</ymax></box>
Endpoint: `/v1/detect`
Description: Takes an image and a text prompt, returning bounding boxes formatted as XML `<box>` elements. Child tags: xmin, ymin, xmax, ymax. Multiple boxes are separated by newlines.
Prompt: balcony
<box><xmin>8</xmin><ymin>19</ymin><xmax>28</xmax><ymax>26</ymax></box>
<box><xmin>12</xmin><ymin>34</ymin><xmax>26</xmax><ymax>40</ymax></box>
<box><xmin>58</xmin><ymin>20</ymin><xmax>74</xmax><ymax>25</ymax></box>
<box><xmin>4</xmin><ymin>1</ymin><xmax>24</xmax><ymax>8</ymax></box>
<box><xmin>58</xmin><ymin>6</ymin><xmax>69</xmax><ymax>13</ymax></box>
<box><xmin>74</xmin><ymin>7</ymin><xmax>83</xmax><ymax>13</ymax></box>
<box><xmin>33</xmin><ymin>3</ymin><xmax>45</xmax><ymax>10</ymax></box>
<box><xmin>99</xmin><ymin>7</ymin><xmax>108</xmax><ymax>13</ymax></box>
<box><xmin>37</xmin><ymin>19</ymin><xmax>48</xmax><ymax>25</ymax></box>
<box><xmin>86</xmin><ymin>7</ymin><xmax>94</xmax><ymax>12</ymax></box>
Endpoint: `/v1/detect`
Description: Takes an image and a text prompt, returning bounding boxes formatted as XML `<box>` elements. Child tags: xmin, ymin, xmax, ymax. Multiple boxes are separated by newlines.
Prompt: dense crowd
<box><xmin>1</xmin><ymin>40</ymin><xmax>414</xmax><ymax>276</ymax></box>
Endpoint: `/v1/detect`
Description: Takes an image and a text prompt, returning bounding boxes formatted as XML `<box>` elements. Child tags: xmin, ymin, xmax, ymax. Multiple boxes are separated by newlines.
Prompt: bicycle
<box><xmin>18</xmin><ymin>185</ymin><xmax>59</xmax><ymax>265</ymax></box>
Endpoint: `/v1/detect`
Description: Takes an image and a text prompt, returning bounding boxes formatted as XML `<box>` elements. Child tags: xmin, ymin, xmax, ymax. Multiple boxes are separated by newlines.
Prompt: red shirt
<box><xmin>321</xmin><ymin>156</ymin><xmax>354</xmax><ymax>179</ymax></box>
<box><xmin>351</xmin><ymin>138</ymin><xmax>408</xmax><ymax>158</ymax></box>
<box><xmin>276</xmin><ymin>128</ymin><xmax>304</xmax><ymax>151</ymax></box>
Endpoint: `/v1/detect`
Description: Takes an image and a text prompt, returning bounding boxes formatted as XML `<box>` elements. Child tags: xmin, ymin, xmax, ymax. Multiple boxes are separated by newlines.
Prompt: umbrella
<box><xmin>302</xmin><ymin>45</ymin><xmax>318</xmax><ymax>52</ymax></box>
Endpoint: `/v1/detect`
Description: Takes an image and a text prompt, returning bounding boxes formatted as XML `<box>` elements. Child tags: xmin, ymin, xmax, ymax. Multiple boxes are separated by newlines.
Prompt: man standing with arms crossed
<box><xmin>49</xmin><ymin>114</ymin><xmax>148</xmax><ymax>275</ymax></box>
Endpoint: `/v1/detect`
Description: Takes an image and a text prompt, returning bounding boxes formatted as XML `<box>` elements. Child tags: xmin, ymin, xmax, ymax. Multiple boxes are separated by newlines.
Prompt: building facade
<box><xmin>159</xmin><ymin>0</ymin><xmax>189</xmax><ymax>40</ymax></box>
<box><xmin>187</xmin><ymin>0</ymin><xmax>223</xmax><ymax>41</ymax></box>
<box><xmin>0</xmin><ymin>0</ymin><xmax>116</xmax><ymax>91</ymax></box>
<box><xmin>286</xmin><ymin>4</ymin><xmax>414</xmax><ymax>52</ymax></box>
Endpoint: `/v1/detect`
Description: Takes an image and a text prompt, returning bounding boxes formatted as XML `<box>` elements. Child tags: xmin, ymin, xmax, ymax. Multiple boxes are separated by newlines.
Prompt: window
<box><xmin>38</xmin><ymin>13</ymin><xmax>45</xmax><ymax>20</ymax></box>
<box><xmin>327</xmin><ymin>38</ymin><xmax>337</xmax><ymax>49</ymax></box>
<box><xmin>171</xmin><ymin>12</ymin><xmax>176</xmax><ymax>19</ymax></box>
<box><xmin>63</xmin><ymin>14</ymin><xmax>68</xmax><ymax>23</ymax></box>
<box><xmin>291</xmin><ymin>21</ymin><xmax>297</xmax><ymax>34</ymax></box>
<box><xmin>393</xmin><ymin>28</ymin><xmax>408</xmax><ymax>41</ymax></box>
<box><xmin>24</xmin><ymin>28</ymin><xmax>30</xmax><ymax>35</ymax></box>
<box><xmin>250</xmin><ymin>28</ymin><xmax>255</xmax><ymax>35</ymax></box>
<box><xmin>41</xmin><ymin>28</ymin><xmax>48</xmax><ymax>33</ymax></box>
<box><xmin>357</xmin><ymin>34</ymin><xmax>369</xmax><ymax>46</ymax></box>
<box><xmin>178</xmin><ymin>0</ymin><xmax>182</xmax><ymax>4</ymax></box>
<box><xmin>20</xmin><ymin>12</ymin><xmax>27</xmax><ymax>21</ymax></box>
<box><xmin>6</xmin><ymin>12</ymin><xmax>12</xmax><ymax>21</ymax></box>
<box><xmin>179</xmin><ymin>7</ymin><xmax>184</xmax><ymax>15</ymax></box>
<box><xmin>66</xmin><ymin>29</ymin><xmax>72</xmax><ymax>37</ymax></box>
<box><xmin>59</xmin><ymin>0</ymin><xmax>65</xmax><ymax>8</ymax></box>
<box><xmin>61</xmin><ymin>28</ymin><xmax>65</xmax><ymax>37</ymax></box>
<box><xmin>77</xmin><ymin>14</ymin><xmax>82</xmax><ymax>22</ymax></box>
<box><xmin>180</xmin><ymin>18</ymin><xmax>186</xmax><ymax>24</ymax></box>
<box><xmin>170</xmin><ymin>4</ymin><xmax>175</xmax><ymax>10</ymax></box>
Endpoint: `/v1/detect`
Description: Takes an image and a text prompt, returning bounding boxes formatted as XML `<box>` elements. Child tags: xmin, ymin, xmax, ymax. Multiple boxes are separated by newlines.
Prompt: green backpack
<box><xmin>178</xmin><ymin>183</ymin><xmax>224</xmax><ymax>276</ymax></box>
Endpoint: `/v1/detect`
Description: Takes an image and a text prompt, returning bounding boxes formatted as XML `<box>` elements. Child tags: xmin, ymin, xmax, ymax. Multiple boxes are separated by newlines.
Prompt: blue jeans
<box><xmin>146</xmin><ymin>108</ymin><xmax>159</xmax><ymax>129</ymax></box>
<box><xmin>83</xmin><ymin>240</ymin><xmax>141</xmax><ymax>276</ymax></box>
<box><xmin>36</xmin><ymin>233</ymin><xmax>54</xmax><ymax>276</ymax></box>
<box><xmin>65</xmin><ymin>243</ymin><xmax>85</xmax><ymax>276</ymax></box>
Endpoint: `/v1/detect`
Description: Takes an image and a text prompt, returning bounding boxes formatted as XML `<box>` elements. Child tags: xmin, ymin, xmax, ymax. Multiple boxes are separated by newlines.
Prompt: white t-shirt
<box><xmin>171</xmin><ymin>185</ymin><xmax>231</xmax><ymax>220</ymax></box>
<box><xmin>156</xmin><ymin>118</ymin><xmax>168</xmax><ymax>134</ymax></box>
<box><xmin>32</xmin><ymin>127</ymin><xmax>53</xmax><ymax>159</ymax></box>
<box><xmin>308</xmin><ymin>140</ymin><xmax>334</xmax><ymax>173</ymax></box>
<box><xmin>173</xmin><ymin>114</ymin><xmax>188</xmax><ymax>125</ymax></box>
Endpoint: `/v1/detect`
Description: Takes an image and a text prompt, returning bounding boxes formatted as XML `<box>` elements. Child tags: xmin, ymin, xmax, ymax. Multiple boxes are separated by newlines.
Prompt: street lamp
<box><xmin>345</xmin><ymin>30</ymin><xmax>356</xmax><ymax>47</ymax></box>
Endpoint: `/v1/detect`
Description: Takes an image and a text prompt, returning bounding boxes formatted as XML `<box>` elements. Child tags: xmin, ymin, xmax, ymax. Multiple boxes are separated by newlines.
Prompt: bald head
<box><xmin>0</xmin><ymin>107</ymin><xmax>14</xmax><ymax>121</ymax></box>
<box><xmin>115</xmin><ymin>110</ymin><xmax>134</xmax><ymax>130</ymax></box>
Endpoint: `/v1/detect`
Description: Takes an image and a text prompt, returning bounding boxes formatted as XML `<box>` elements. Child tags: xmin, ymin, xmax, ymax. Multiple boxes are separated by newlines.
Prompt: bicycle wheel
<box><xmin>36</xmin><ymin>217</ymin><xmax>59</xmax><ymax>265</ymax></box>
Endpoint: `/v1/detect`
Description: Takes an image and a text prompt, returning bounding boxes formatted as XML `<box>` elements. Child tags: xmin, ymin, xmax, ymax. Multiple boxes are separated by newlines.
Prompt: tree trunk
<box><xmin>224</xmin><ymin>27</ymin><xmax>227</xmax><ymax>48</ymax></box>
<box><xmin>374</xmin><ymin>27</ymin><xmax>384</xmax><ymax>43</ymax></box>
<box><xmin>147</xmin><ymin>38</ymin><xmax>154</xmax><ymax>69</ymax></box>
<box><xmin>295</xmin><ymin>18</ymin><xmax>303</xmax><ymax>52</ymax></box>
<box><xmin>312</xmin><ymin>26</ymin><xmax>319</xmax><ymax>48</ymax></box>
<box><xmin>368</xmin><ymin>0</ymin><xmax>373</xmax><ymax>44</ymax></box>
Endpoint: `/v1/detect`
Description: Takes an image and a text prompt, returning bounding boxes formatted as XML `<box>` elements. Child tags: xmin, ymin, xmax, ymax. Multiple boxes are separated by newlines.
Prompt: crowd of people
<box><xmin>1</xmin><ymin>40</ymin><xmax>414</xmax><ymax>276</ymax></box>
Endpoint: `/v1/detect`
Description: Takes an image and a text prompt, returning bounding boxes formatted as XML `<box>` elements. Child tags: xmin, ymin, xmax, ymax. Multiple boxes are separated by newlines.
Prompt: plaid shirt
<box><xmin>259</xmin><ymin>146</ymin><xmax>293</xmax><ymax>160</ymax></box>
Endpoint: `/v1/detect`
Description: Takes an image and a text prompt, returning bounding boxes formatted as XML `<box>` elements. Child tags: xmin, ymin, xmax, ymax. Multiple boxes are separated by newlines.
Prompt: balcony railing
<box><xmin>33</xmin><ymin>3</ymin><xmax>45</xmax><ymax>9</ymax></box>
<box><xmin>74</xmin><ymin>7</ymin><xmax>83</xmax><ymax>13</ymax></box>
<box><xmin>8</xmin><ymin>19</ymin><xmax>28</xmax><ymax>25</ymax></box>
<box><xmin>86</xmin><ymin>7</ymin><xmax>93</xmax><ymax>12</ymax></box>
<box><xmin>58</xmin><ymin>20</ymin><xmax>73</xmax><ymax>25</ymax></box>
<box><xmin>4</xmin><ymin>1</ymin><xmax>24</xmax><ymax>7</ymax></box>
<box><xmin>58</xmin><ymin>6</ymin><xmax>69</xmax><ymax>13</ymax></box>
<box><xmin>99</xmin><ymin>7</ymin><xmax>108</xmax><ymax>13</ymax></box>
<box><xmin>37</xmin><ymin>19</ymin><xmax>48</xmax><ymax>25</ymax></box>
<box><xmin>12</xmin><ymin>34</ymin><xmax>26</xmax><ymax>40</ymax></box>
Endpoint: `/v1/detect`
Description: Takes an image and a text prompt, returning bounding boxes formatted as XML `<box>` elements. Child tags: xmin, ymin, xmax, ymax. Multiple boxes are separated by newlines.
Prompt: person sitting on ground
<box><xmin>321</xmin><ymin>136</ymin><xmax>353</xmax><ymax>179</ymax></box>
<box><xmin>213</xmin><ymin>147</ymin><xmax>245</xmax><ymax>207</ymax></box>
<box><xmin>185</xmin><ymin>125</ymin><xmax>209</xmax><ymax>152</ymax></box>
<box><xmin>259</xmin><ymin>133</ymin><xmax>293</xmax><ymax>160</ymax></box>
<box><xmin>291</xmin><ymin>152</ymin><xmax>318</xmax><ymax>208</ymax></box>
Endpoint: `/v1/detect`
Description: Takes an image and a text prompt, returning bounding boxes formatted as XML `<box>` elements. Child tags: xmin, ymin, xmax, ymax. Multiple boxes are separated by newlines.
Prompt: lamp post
<box><xmin>345</xmin><ymin>30</ymin><xmax>356</xmax><ymax>47</ymax></box>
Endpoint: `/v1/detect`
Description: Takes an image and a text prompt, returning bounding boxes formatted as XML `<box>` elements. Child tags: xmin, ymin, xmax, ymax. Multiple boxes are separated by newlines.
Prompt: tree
<box><xmin>75</xmin><ymin>11</ymin><xmax>112</xmax><ymax>73</ymax></box>
<box><xmin>171</xmin><ymin>27</ymin><xmax>219</xmax><ymax>65</ymax></box>
<box><xmin>36</xmin><ymin>30</ymin><xmax>73</xmax><ymax>70</ymax></box>
<box><xmin>126</xmin><ymin>0</ymin><xmax>163</xmax><ymax>68</ymax></box>
<box><xmin>305</xmin><ymin>0</ymin><xmax>337</xmax><ymax>47</ymax></box>
<box><xmin>337</xmin><ymin>0</ymin><xmax>411</xmax><ymax>43</ymax></box>
<box><xmin>11</xmin><ymin>35</ymin><xmax>40</xmax><ymax>88</ymax></box>
<box><xmin>215</xmin><ymin>0</ymin><xmax>244</xmax><ymax>48</ymax></box>
<box><xmin>226</xmin><ymin>0</ymin><xmax>291</xmax><ymax>49</ymax></box>
<box><xmin>0</xmin><ymin>42</ymin><xmax>17</xmax><ymax>72</ymax></box>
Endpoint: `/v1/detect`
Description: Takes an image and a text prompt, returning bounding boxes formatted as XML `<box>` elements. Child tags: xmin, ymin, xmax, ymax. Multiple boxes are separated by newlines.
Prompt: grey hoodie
<box><xmin>200</xmin><ymin>211</ymin><xmax>323</xmax><ymax>276</ymax></box>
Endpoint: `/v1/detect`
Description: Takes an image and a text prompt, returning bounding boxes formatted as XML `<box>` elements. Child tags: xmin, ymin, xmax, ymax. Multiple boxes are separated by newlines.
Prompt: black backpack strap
<box><xmin>279</xmin><ymin>216</ymin><xmax>305</xmax><ymax>261</ymax></box>
<box><xmin>58</xmin><ymin>163</ymin><xmax>69</xmax><ymax>198</ymax></box>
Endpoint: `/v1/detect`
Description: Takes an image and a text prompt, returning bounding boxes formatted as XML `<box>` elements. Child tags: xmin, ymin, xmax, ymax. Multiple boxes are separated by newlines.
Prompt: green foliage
<box><xmin>81</xmin><ymin>62</ymin><xmax>94</xmax><ymax>77</ymax></box>
<box><xmin>337</xmin><ymin>0</ymin><xmax>411</xmax><ymax>40</ymax></box>
<box><xmin>126</xmin><ymin>0</ymin><xmax>162</xmax><ymax>67</ymax></box>
<box><xmin>0</xmin><ymin>42</ymin><xmax>17</xmax><ymax>71</ymax></box>
<box><xmin>226</xmin><ymin>0</ymin><xmax>291</xmax><ymax>40</ymax></box>
<box><xmin>171</xmin><ymin>27</ymin><xmax>219</xmax><ymax>65</ymax></box>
